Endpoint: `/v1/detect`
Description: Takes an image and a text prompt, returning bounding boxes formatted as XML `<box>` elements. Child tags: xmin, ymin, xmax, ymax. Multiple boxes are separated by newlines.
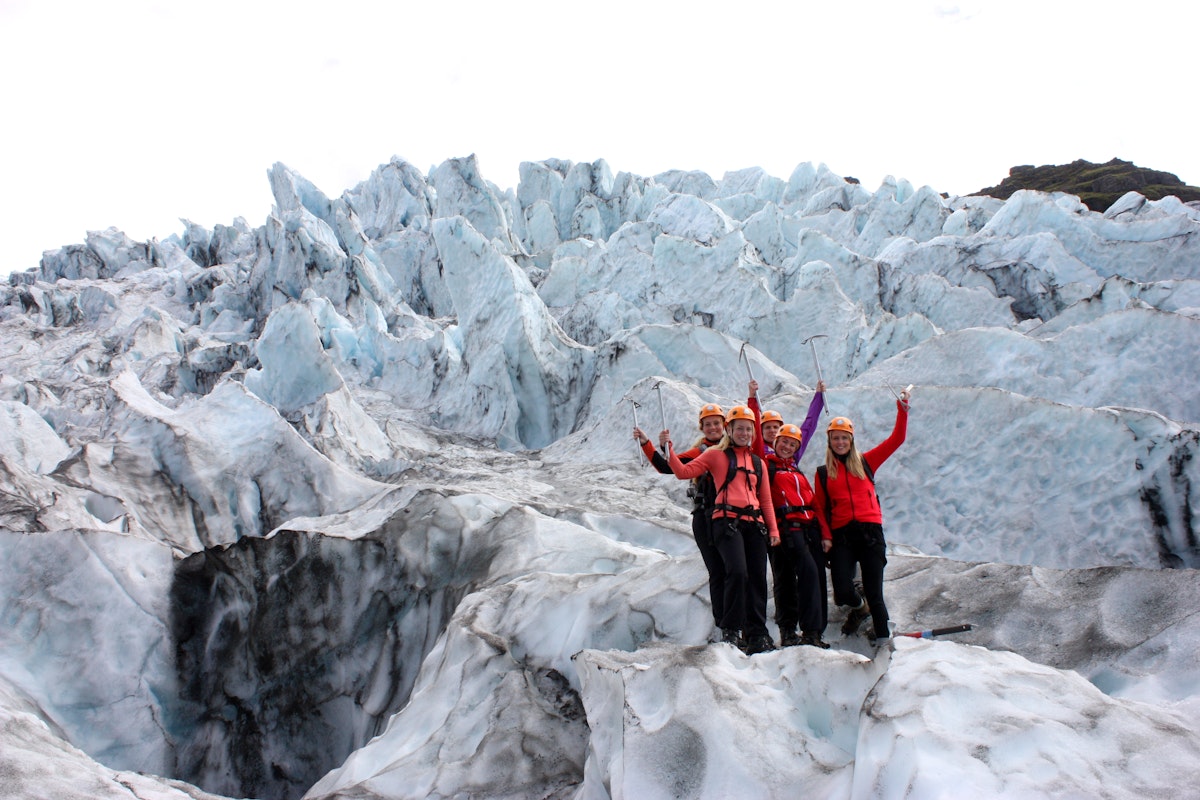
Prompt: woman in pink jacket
<box><xmin>666</xmin><ymin>406</ymin><xmax>780</xmax><ymax>654</ymax></box>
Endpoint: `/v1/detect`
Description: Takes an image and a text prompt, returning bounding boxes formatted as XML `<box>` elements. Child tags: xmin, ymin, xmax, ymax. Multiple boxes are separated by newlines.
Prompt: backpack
<box><xmin>690</xmin><ymin>472</ymin><xmax>715</xmax><ymax>514</ymax></box>
<box><xmin>815</xmin><ymin>458</ymin><xmax>875</xmax><ymax>528</ymax></box>
<box><xmin>686</xmin><ymin>443</ymin><xmax>714</xmax><ymax>513</ymax></box>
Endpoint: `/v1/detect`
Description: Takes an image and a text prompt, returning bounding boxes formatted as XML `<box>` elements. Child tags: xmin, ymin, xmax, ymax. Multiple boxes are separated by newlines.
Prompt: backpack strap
<box><xmin>816</xmin><ymin>465</ymin><xmax>831</xmax><ymax>528</ymax></box>
<box><xmin>713</xmin><ymin>448</ymin><xmax>739</xmax><ymax>503</ymax></box>
<box><xmin>712</xmin><ymin>503</ymin><xmax>763</xmax><ymax>520</ymax></box>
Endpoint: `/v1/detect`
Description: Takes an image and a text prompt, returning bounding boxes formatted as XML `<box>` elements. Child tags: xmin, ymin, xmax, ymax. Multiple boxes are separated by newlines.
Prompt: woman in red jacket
<box><xmin>766</xmin><ymin>423</ymin><xmax>830</xmax><ymax>648</ymax></box>
<box><xmin>812</xmin><ymin>389</ymin><xmax>909</xmax><ymax>645</ymax></box>
<box><xmin>634</xmin><ymin>404</ymin><xmax>727</xmax><ymax>635</ymax></box>
<box><xmin>666</xmin><ymin>406</ymin><xmax>780</xmax><ymax>654</ymax></box>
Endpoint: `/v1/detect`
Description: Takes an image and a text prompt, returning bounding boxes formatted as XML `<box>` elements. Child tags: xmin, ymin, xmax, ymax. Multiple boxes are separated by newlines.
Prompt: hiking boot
<box><xmin>779</xmin><ymin>628</ymin><xmax>801</xmax><ymax>647</ymax></box>
<box><xmin>799</xmin><ymin>631</ymin><xmax>830</xmax><ymax>649</ymax></box>
<box><xmin>744</xmin><ymin>634</ymin><xmax>777</xmax><ymax>655</ymax></box>
<box><xmin>841</xmin><ymin>600</ymin><xmax>870</xmax><ymax>636</ymax></box>
<box><xmin>721</xmin><ymin>628</ymin><xmax>744</xmax><ymax>649</ymax></box>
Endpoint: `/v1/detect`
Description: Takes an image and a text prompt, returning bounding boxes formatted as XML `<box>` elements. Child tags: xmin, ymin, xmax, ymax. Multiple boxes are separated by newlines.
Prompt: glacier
<box><xmin>1</xmin><ymin>154</ymin><xmax>1199</xmax><ymax>800</ymax></box>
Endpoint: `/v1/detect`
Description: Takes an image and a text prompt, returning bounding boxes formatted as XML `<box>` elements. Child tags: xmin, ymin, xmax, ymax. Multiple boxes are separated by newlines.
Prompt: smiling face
<box><xmin>762</xmin><ymin>420</ymin><xmax>782</xmax><ymax>444</ymax></box>
<box><xmin>700</xmin><ymin>415</ymin><xmax>725</xmax><ymax>442</ymax></box>
<box><xmin>829</xmin><ymin>430</ymin><xmax>853</xmax><ymax>456</ymax></box>
<box><xmin>774</xmin><ymin>434</ymin><xmax>799</xmax><ymax>459</ymax></box>
<box><xmin>729</xmin><ymin>419</ymin><xmax>755</xmax><ymax>448</ymax></box>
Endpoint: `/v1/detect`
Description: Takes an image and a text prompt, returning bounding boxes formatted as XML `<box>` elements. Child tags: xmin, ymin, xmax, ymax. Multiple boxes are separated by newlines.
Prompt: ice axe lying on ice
<box><xmin>897</xmin><ymin>624</ymin><xmax>972</xmax><ymax>639</ymax></box>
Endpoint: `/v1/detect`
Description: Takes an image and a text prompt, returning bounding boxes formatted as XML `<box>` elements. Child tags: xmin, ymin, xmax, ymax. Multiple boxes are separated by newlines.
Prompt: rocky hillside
<box><xmin>974</xmin><ymin>158</ymin><xmax>1200</xmax><ymax>211</ymax></box>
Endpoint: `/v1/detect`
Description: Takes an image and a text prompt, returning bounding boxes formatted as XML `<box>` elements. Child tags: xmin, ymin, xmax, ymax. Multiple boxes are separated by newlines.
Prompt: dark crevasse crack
<box><xmin>167</xmin><ymin>514</ymin><xmax>501</xmax><ymax>800</ymax></box>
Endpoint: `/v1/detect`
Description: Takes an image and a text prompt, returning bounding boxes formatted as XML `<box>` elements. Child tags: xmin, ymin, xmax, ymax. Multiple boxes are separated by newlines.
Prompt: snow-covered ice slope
<box><xmin>2</xmin><ymin>156</ymin><xmax>1199</xmax><ymax>800</ymax></box>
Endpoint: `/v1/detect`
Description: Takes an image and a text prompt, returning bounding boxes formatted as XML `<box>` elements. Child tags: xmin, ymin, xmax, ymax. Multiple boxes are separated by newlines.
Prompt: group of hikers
<box><xmin>634</xmin><ymin>379</ymin><xmax>910</xmax><ymax>655</ymax></box>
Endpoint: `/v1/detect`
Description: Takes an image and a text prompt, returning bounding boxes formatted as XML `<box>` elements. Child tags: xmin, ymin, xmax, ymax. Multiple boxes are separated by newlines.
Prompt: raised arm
<box><xmin>637</xmin><ymin>434</ymin><xmax>673</xmax><ymax>474</ymax></box>
<box><xmin>863</xmin><ymin>399</ymin><xmax>908</xmax><ymax>473</ymax></box>
<box><xmin>747</xmin><ymin>381</ymin><xmax>766</xmax><ymax>460</ymax></box>
<box><xmin>793</xmin><ymin>380</ymin><xmax>826</xmax><ymax>463</ymax></box>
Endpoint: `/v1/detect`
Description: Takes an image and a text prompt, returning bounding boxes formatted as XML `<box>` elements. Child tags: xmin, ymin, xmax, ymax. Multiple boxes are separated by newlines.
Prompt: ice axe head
<box><xmin>650</xmin><ymin>381</ymin><xmax>669</xmax><ymax>448</ymax></box>
<box><xmin>738</xmin><ymin>342</ymin><xmax>757</xmax><ymax>384</ymax></box>
<box><xmin>801</xmin><ymin>334</ymin><xmax>827</xmax><ymax>382</ymax></box>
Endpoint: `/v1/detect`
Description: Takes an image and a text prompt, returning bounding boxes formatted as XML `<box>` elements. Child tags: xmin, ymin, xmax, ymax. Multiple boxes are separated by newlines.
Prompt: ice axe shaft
<box><xmin>738</xmin><ymin>343</ymin><xmax>757</xmax><ymax>399</ymax></box>
<box><xmin>802</xmin><ymin>336</ymin><xmax>826</xmax><ymax>385</ymax></box>
<box><xmin>800</xmin><ymin>334</ymin><xmax>828</xmax><ymax>415</ymax></box>
<box><xmin>898</xmin><ymin>624</ymin><xmax>972</xmax><ymax>639</ymax></box>
<box><xmin>652</xmin><ymin>381</ymin><xmax>668</xmax><ymax>455</ymax></box>
<box><xmin>629</xmin><ymin>398</ymin><xmax>643</xmax><ymax>465</ymax></box>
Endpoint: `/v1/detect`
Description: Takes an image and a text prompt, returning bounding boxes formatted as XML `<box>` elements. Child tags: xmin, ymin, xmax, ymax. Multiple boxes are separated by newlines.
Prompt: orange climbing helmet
<box><xmin>697</xmin><ymin>403</ymin><xmax>726</xmax><ymax>428</ymax></box>
<box><xmin>726</xmin><ymin>405</ymin><xmax>756</xmax><ymax>424</ymax></box>
<box><xmin>761</xmin><ymin>410</ymin><xmax>784</xmax><ymax>425</ymax></box>
<box><xmin>827</xmin><ymin>416</ymin><xmax>854</xmax><ymax>435</ymax></box>
<box><xmin>775</xmin><ymin>423</ymin><xmax>803</xmax><ymax>444</ymax></box>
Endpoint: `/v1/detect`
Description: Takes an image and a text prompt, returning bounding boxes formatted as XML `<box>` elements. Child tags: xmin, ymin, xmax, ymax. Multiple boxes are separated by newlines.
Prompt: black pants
<box><xmin>769</xmin><ymin>522</ymin><xmax>824</xmax><ymax>635</ymax></box>
<box><xmin>692</xmin><ymin>511</ymin><xmax>725</xmax><ymax>625</ymax></box>
<box><xmin>803</xmin><ymin>527</ymin><xmax>830</xmax><ymax>633</ymax></box>
<box><xmin>829</xmin><ymin>521</ymin><xmax>889</xmax><ymax>638</ymax></box>
<box><xmin>712</xmin><ymin>517</ymin><xmax>770</xmax><ymax>637</ymax></box>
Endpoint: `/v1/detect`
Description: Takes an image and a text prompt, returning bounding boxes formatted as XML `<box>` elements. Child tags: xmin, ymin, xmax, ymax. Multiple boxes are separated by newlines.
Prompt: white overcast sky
<box><xmin>2</xmin><ymin>0</ymin><xmax>1196</xmax><ymax>277</ymax></box>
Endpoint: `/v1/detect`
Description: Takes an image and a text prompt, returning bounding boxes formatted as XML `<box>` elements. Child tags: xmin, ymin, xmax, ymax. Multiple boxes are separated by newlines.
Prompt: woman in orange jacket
<box><xmin>635</xmin><ymin>403</ymin><xmax>728</xmax><ymax>635</ymax></box>
<box><xmin>812</xmin><ymin>389</ymin><xmax>909</xmax><ymax>645</ymax></box>
<box><xmin>665</xmin><ymin>406</ymin><xmax>780</xmax><ymax>654</ymax></box>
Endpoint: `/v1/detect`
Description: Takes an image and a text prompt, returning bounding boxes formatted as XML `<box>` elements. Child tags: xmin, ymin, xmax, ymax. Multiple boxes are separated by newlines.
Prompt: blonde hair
<box><xmin>825</xmin><ymin>440</ymin><xmax>868</xmax><ymax>480</ymax></box>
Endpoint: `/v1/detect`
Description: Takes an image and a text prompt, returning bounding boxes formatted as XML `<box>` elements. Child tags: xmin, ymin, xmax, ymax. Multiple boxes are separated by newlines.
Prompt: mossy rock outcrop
<box><xmin>974</xmin><ymin>158</ymin><xmax>1200</xmax><ymax>212</ymax></box>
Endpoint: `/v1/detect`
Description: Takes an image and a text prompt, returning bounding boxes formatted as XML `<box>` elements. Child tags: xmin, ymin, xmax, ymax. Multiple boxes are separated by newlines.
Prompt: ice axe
<box><xmin>897</xmin><ymin>624</ymin><xmax>972</xmax><ymax>639</ymax></box>
<box><xmin>629</xmin><ymin>398</ymin><xmax>644</xmax><ymax>465</ymax></box>
<box><xmin>886</xmin><ymin>380</ymin><xmax>915</xmax><ymax>407</ymax></box>
<box><xmin>738</xmin><ymin>342</ymin><xmax>757</xmax><ymax>400</ymax></box>
<box><xmin>652</xmin><ymin>380</ymin><xmax>668</xmax><ymax>455</ymax></box>
<box><xmin>800</xmin><ymin>334</ymin><xmax>828</xmax><ymax>415</ymax></box>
